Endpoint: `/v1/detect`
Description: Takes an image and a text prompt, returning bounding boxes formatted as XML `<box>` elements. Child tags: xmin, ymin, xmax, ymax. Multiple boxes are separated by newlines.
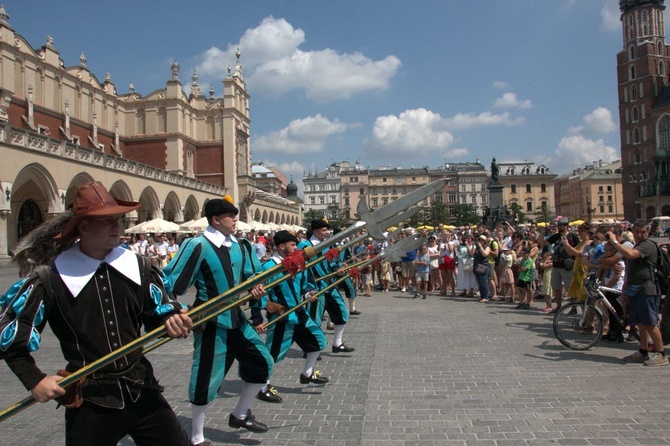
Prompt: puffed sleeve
<box><xmin>162</xmin><ymin>237</ymin><xmax>203</xmax><ymax>297</ymax></box>
<box><xmin>0</xmin><ymin>274</ymin><xmax>50</xmax><ymax>391</ymax></box>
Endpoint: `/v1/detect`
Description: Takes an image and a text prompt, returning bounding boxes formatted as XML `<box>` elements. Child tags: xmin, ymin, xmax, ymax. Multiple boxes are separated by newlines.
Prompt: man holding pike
<box><xmin>163</xmin><ymin>197</ymin><xmax>273</xmax><ymax>445</ymax></box>
<box><xmin>298</xmin><ymin>219</ymin><xmax>355</xmax><ymax>353</ymax></box>
<box><xmin>0</xmin><ymin>181</ymin><xmax>193</xmax><ymax>446</ymax></box>
<box><xmin>251</xmin><ymin>230</ymin><xmax>329</xmax><ymax>404</ymax></box>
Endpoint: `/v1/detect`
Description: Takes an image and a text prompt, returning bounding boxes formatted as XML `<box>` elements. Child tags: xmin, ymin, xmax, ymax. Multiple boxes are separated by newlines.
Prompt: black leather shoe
<box><xmin>350</xmin><ymin>310</ymin><xmax>362</xmax><ymax>315</ymax></box>
<box><xmin>256</xmin><ymin>385</ymin><xmax>283</xmax><ymax>403</ymax></box>
<box><xmin>302</xmin><ymin>352</ymin><xmax>322</xmax><ymax>360</ymax></box>
<box><xmin>300</xmin><ymin>370</ymin><xmax>329</xmax><ymax>384</ymax></box>
<box><xmin>332</xmin><ymin>343</ymin><xmax>355</xmax><ymax>353</ymax></box>
<box><xmin>228</xmin><ymin>410</ymin><xmax>268</xmax><ymax>433</ymax></box>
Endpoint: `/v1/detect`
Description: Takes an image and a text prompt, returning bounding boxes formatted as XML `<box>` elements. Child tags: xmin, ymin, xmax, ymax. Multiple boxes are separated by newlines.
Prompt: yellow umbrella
<box><xmin>417</xmin><ymin>225</ymin><xmax>434</xmax><ymax>230</ymax></box>
<box><xmin>536</xmin><ymin>221</ymin><xmax>548</xmax><ymax>227</ymax></box>
<box><xmin>569</xmin><ymin>219</ymin><xmax>585</xmax><ymax>226</ymax></box>
<box><xmin>387</xmin><ymin>226</ymin><xmax>398</xmax><ymax>232</ymax></box>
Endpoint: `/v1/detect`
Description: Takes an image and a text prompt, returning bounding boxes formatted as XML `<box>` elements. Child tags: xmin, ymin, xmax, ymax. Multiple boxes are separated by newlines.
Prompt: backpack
<box><xmin>647</xmin><ymin>241</ymin><xmax>670</xmax><ymax>295</ymax></box>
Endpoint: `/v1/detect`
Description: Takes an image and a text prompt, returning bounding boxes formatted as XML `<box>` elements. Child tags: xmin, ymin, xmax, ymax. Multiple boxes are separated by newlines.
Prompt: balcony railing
<box><xmin>1</xmin><ymin>122</ymin><xmax>227</xmax><ymax>195</ymax></box>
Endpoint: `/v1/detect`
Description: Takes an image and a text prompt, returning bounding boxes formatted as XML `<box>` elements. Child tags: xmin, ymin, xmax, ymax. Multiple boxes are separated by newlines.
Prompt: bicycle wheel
<box><xmin>553</xmin><ymin>302</ymin><xmax>604</xmax><ymax>350</ymax></box>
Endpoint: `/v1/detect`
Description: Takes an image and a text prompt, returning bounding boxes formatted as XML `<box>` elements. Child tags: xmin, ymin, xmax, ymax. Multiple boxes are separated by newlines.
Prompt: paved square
<box><xmin>1</xmin><ymin>265</ymin><xmax>669</xmax><ymax>445</ymax></box>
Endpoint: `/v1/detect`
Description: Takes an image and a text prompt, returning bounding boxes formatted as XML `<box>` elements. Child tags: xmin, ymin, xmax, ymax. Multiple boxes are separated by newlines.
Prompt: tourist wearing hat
<box><xmin>0</xmin><ymin>181</ymin><xmax>193</xmax><ymax>445</ymax></box>
<box><xmin>297</xmin><ymin>219</ymin><xmax>355</xmax><ymax>353</ymax></box>
<box><xmin>536</xmin><ymin>216</ymin><xmax>579</xmax><ymax>313</ymax></box>
<box><xmin>162</xmin><ymin>196</ymin><xmax>274</xmax><ymax>444</ymax></box>
<box><xmin>250</xmin><ymin>230</ymin><xmax>329</xmax><ymax>404</ymax></box>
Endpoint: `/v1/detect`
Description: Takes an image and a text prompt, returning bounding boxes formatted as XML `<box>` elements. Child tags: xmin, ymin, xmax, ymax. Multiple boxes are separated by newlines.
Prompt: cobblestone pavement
<box><xmin>1</xmin><ymin>265</ymin><xmax>669</xmax><ymax>445</ymax></box>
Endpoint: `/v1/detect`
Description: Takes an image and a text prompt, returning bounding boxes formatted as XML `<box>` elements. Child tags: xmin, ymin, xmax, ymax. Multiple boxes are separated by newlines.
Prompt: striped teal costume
<box><xmin>163</xmin><ymin>233</ymin><xmax>273</xmax><ymax>405</ymax></box>
<box><xmin>297</xmin><ymin>236</ymin><xmax>349</xmax><ymax>325</ymax></box>
<box><xmin>252</xmin><ymin>256</ymin><xmax>327</xmax><ymax>362</ymax></box>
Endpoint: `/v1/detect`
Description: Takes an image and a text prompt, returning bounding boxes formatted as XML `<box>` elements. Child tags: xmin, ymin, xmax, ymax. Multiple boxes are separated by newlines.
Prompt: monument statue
<box><xmin>491</xmin><ymin>157</ymin><xmax>500</xmax><ymax>184</ymax></box>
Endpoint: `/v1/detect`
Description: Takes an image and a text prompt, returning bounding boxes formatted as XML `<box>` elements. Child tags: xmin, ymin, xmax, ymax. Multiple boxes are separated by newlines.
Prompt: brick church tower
<box><xmin>617</xmin><ymin>0</ymin><xmax>670</xmax><ymax>220</ymax></box>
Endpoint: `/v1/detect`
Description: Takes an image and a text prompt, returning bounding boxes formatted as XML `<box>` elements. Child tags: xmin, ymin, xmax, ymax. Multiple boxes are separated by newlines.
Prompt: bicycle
<box><xmin>553</xmin><ymin>274</ymin><xmax>637</xmax><ymax>350</ymax></box>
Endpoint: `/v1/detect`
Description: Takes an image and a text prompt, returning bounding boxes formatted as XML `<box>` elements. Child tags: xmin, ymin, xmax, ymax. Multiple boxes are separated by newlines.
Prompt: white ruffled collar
<box><xmin>203</xmin><ymin>226</ymin><xmax>237</xmax><ymax>248</ymax></box>
<box><xmin>55</xmin><ymin>244</ymin><xmax>141</xmax><ymax>298</ymax></box>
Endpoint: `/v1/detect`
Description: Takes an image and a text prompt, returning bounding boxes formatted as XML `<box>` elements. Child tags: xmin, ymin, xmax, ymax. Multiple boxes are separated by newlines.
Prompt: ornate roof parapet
<box><xmin>0</xmin><ymin>5</ymin><xmax>13</xmax><ymax>31</ymax></box>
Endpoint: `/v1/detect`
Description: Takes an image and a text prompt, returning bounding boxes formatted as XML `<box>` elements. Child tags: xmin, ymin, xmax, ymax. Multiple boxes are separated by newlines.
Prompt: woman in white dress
<box><xmin>457</xmin><ymin>233</ymin><xmax>477</xmax><ymax>297</ymax></box>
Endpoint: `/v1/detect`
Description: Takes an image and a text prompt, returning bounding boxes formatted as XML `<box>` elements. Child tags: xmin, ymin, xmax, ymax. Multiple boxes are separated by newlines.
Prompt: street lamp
<box><xmin>586</xmin><ymin>199</ymin><xmax>596</xmax><ymax>222</ymax></box>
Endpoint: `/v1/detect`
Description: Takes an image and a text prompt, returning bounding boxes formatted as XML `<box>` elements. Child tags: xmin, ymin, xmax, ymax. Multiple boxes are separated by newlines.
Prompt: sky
<box><xmin>7</xmin><ymin>0</ymin><xmax>642</xmax><ymax>193</ymax></box>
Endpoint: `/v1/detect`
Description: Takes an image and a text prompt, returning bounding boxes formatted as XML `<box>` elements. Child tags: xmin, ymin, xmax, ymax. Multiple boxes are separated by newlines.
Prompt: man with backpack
<box><xmin>536</xmin><ymin>217</ymin><xmax>579</xmax><ymax>313</ymax></box>
<box><xmin>609</xmin><ymin>220</ymin><xmax>667</xmax><ymax>366</ymax></box>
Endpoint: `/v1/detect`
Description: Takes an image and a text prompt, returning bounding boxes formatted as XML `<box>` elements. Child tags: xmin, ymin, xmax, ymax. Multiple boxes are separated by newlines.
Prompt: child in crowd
<box><xmin>381</xmin><ymin>259</ymin><xmax>391</xmax><ymax>292</ymax></box>
<box><xmin>414</xmin><ymin>246</ymin><xmax>430</xmax><ymax>299</ymax></box>
<box><xmin>515</xmin><ymin>248</ymin><xmax>534</xmax><ymax>309</ymax></box>
<box><xmin>499</xmin><ymin>248</ymin><xmax>516</xmax><ymax>303</ymax></box>
<box><xmin>540</xmin><ymin>252</ymin><xmax>554</xmax><ymax>312</ymax></box>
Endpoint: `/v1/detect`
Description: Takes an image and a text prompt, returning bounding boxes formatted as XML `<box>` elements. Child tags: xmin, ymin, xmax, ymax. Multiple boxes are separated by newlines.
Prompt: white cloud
<box><xmin>493</xmin><ymin>92</ymin><xmax>532</xmax><ymax>109</ymax></box>
<box><xmin>254</xmin><ymin>114</ymin><xmax>347</xmax><ymax>154</ymax></box>
<box><xmin>193</xmin><ymin>16</ymin><xmax>401</xmax><ymax>102</ymax></box>
<box><xmin>601</xmin><ymin>1</ymin><xmax>620</xmax><ymax>32</ymax></box>
<box><xmin>444</xmin><ymin>148</ymin><xmax>469</xmax><ymax>159</ymax></box>
<box><xmin>492</xmin><ymin>80</ymin><xmax>510</xmax><ymax>89</ymax></box>
<box><xmin>568</xmin><ymin>107</ymin><xmax>616</xmax><ymax>135</ymax></box>
<box><xmin>368</xmin><ymin>108</ymin><xmax>454</xmax><ymax>154</ymax></box>
<box><xmin>444</xmin><ymin>111</ymin><xmax>525</xmax><ymax>130</ymax></box>
<box><xmin>554</xmin><ymin>135</ymin><xmax>619</xmax><ymax>170</ymax></box>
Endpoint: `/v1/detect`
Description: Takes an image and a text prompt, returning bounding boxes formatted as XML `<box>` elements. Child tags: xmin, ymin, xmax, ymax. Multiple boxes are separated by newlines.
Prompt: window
<box><xmin>310</xmin><ymin>197</ymin><xmax>315</xmax><ymax>204</ymax></box>
<box><xmin>631</xmin><ymin>84</ymin><xmax>637</xmax><ymax>100</ymax></box>
<box><xmin>599</xmin><ymin>196</ymin><xmax>604</xmax><ymax>202</ymax></box>
<box><xmin>382</xmin><ymin>198</ymin><xmax>388</xmax><ymax>206</ymax></box>
<box><xmin>392</xmin><ymin>188</ymin><xmax>397</xmax><ymax>195</ymax></box>
<box><xmin>412</xmin><ymin>177</ymin><xmax>416</xmax><ymax>182</ymax></box>
<box><xmin>359</xmin><ymin>187</ymin><xmax>364</xmax><ymax>195</ymax></box>
<box><xmin>344</xmin><ymin>187</ymin><xmax>349</xmax><ymax>195</ymax></box>
<box><xmin>607</xmin><ymin>195</ymin><xmax>612</xmax><ymax>202</ymax></box>
<box><xmin>372</xmin><ymin>198</ymin><xmax>378</xmax><ymax>207</ymax></box>
<box><xmin>540</xmin><ymin>183</ymin><xmax>546</xmax><ymax>193</ymax></box>
<box><xmin>460</xmin><ymin>185</ymin><xmax>466</xmax><ymax>192</ymax></box>
<box><xmin>526</xmin><ymin>202</ymin><xmax>532</xmax><ymax>212</ymax></box>
<box><xmin>461</xmin><ymin>196</ymin><xmax>466</xmax><ymax>204</ymax></box>
<box><xmin>629</xmin><ymin>45</ymin><xmax>635</xmax><ymax>60</ymax></box>
<box><xmin>319</xmin><ymin>196</ymin><xmax>325</xmax><ymax>204</ymax></box>
<box><xmin>482</xmin><ymin>195</ymin><xmax>487</xmax><ymax>204</ymax></box>
<box><xmin>598</xmin><ymin>186</ymin><xmax>603</xmax><ymax>192</ymax></box>
<box><xmin>330</xmin><ymin>196</ymin><xmax>336</xmax><ymax>204</ymax></box>
<box><xmin>344</xmin><ymin>197</ymin><xmax>349</xmax><ymax>206</ymax></box>
<box><xmin>635</xmin><ymin>150</ymin><xmax>642</xmax><ymax>163</ymax></box>
<box><xmin>350</xmin><ymin>176</ymin><xmax>358</xmax><ymax>182</ymax></box>
<box><xmin>480</xmin><ymin>184</ymin><xmax>486</xmax><ymax>191</ymax></box>
<box><xmin>372</xmin><ymin>188</ymin><xmax>378</xmax><ymax>195</ymax></box>
<box><xmin>634</xmin><ymin>127</ymin><xmax>640</xmax><ymax>144</ymax></box>
<box><xmin>470</xmin><ymin>184</ymin><xmax>475</xmax><ymax>192</ymax></box>
<box><xmin>448</xmin><ymin>193</ymin><xmax>456</xmax><ymax>202</ymax></box>
<box><xmin>526</xmin><ymin>184</ymin><xmax>531</xmax><ymax>193</ymax></box>
<box><xmin>471</xmin><ymin>196</ymin><xmax>476</xmax><ymax>204</ymax></box>
<box><xmin>422</xmin><ymin>198</ymin><xmax>428</xmax><ymax>205</ymax></box>
<box><xmin>659</xmin><ymin>115</ymin><xmax>670</xmax><ymax>152</ymax></box>
<box><xmin>632</xmin><ymin>106</ymin><xmax>639</xmax><ymax>122</ymax></box>
<box><xmin>382</xmin><ymin>178</ymin><xmax>387</xmax><ymax>183</ymax></box>
<box><xmin>402</xmin><ymin>187</ymin><xmax>407</xmax><ymax>194</ymax></box>
<box><xmin>630</xmin><ymin>65</ymin><xmax>636</xmax><ymax>81</ymax></box>
<box><xmin>382</xmin><ymin>188</ymin><xmax>388</xmax><ymax>195</ymax></box>
<box><xmin>608</xmin><ymin>205</ymin><xmax>613</xmax><ymax>213</ymax></box>
<box><xmin>600</xmin><ymin>205</ymin><xmax>605</xmax><ymax>213</ymax></box>
<box><xmin>511</xmin><ymin>184</ymin><xmax>517</xmax><ymax>194</ymax></box>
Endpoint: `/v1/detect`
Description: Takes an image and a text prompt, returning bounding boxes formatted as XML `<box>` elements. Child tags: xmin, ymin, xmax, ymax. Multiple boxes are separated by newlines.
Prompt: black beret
<box><xmin>274</xmin><ymin>230</ymin><xmax>298</xmax><ymax>246</ymax></box>
<box><xmin>311</xmin><ymin>219</ymin><xmax>330</xmax><ymax>230</ymax></box>
<box><xmin>205</xmin><ymin>198</ymin><xmax>238</xmax><ymax>220</ymax></box>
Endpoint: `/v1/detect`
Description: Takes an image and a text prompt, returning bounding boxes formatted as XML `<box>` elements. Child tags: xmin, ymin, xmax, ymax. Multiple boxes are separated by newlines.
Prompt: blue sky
<box><xmin>8</xmin><ymin>1</ymin><xmax>636</xmax><ymax>186</ymax></box>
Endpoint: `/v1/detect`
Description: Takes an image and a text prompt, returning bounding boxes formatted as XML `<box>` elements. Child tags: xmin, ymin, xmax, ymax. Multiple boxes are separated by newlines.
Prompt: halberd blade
<box><xmin>357</xmin><ymin>179</ymin><xmax>447</xmax><ymax>240</ymax></box>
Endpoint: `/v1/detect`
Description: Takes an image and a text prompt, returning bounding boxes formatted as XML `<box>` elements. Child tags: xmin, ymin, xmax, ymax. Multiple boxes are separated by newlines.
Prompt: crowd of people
<box><xmin>0</xmin><ymin>181</ymin><xmax>667</xmax><ymax>446</ymax></box>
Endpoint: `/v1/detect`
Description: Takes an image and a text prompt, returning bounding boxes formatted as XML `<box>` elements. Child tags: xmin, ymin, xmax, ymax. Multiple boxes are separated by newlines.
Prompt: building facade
<box><xmin>496</xmin><ymin>161</ymin><xmax>556</xmax><ymax>221</ymax></box>
<box><xmin>617</xmin><ymin>0</ymin><xmax>670</xmax><ymax>220</ymax></box>
<box><xmin>553</xmin><ymin>160</ymin><xmax>625</xmax><ymax>222</ymax></box>
<box><xmin>0</xmin><ymin>7</ymin><xmax>300</xmax><ymax>262</ymax></box>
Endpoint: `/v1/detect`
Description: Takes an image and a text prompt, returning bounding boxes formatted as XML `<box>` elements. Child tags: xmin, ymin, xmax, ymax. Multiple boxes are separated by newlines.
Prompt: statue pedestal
<box><xmin>482</xmin><ymin>182</ymin><xmax>512</xmax><ymax>229</ymax></box>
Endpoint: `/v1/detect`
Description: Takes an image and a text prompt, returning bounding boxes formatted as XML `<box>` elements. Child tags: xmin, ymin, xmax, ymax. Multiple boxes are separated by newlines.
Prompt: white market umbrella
<box><xmin>124</xmin><ymin>218</ymin><xmax>180</xmax><ymax>234</ymax></box>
